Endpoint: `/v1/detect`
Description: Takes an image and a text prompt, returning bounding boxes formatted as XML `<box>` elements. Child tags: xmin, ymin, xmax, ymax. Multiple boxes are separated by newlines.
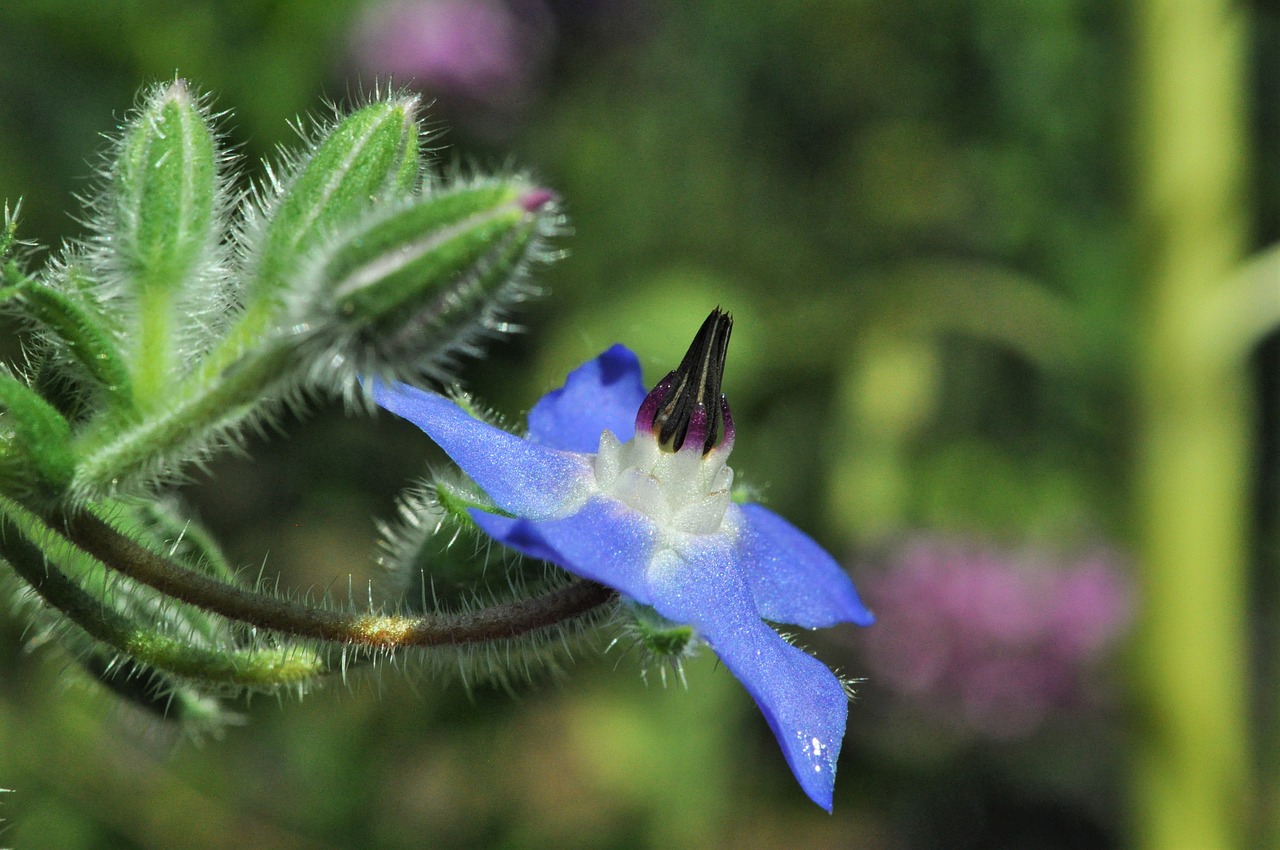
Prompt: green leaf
<box><xmin>3</xmin><ymin>280</ymin><xmax>134</xmax><ymax>413</ymax></box>
<box><xmin>0</xmin><ymin>373</ymin><xmax>74</xmax><ymax>500</ymax></box>
<box><xmin>127</xmin><ymin>497</ymin><xmax>240</xmax><ymax>584</ymax></box>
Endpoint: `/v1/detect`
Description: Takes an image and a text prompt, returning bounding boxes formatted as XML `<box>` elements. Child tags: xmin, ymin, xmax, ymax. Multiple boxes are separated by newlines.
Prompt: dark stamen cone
<box><xmin>636</xmin><ymin>309</ymin><xmax>734</xmax><ymax>454</ymax></box>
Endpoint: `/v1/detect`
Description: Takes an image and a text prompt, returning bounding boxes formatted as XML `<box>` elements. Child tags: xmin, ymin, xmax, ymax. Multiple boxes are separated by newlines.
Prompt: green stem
<box><xmin>70</xmin><ymin>342</ymin><xmax>294</xmax><ymax>497</ymax></box>
<box><xmin>1131</xmin><ymin>1</ymin><xmax>1252</xmax><ymax>848</ymax></box>
<box><xmin>1217</xmin><ymin>243</ymin><xmax>1280</xmax><ymax>357</ymax></box>
<box><xmin>65</xmin><ymin>510</ymin><xmax>616</xmax><ymax>648</ymax></box>
<box><xmin>0</xmin><ymin>499</ymin><xmax>323</xmax><ymax>688</ymax></box>
<box><xmin>864</xmin><ymin>260</ymin><xmax>1089</xmax><ymax>375</ymax></box>
<box><xmin>133</xmin><ymin>286</ymin><xmax>175</xmax><ymax>410</ymax></box>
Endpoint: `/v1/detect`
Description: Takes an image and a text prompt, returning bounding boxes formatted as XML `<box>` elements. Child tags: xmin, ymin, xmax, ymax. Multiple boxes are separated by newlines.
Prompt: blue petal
<box><xmin>469</xmin><ymin>497</ymin><xmax>657</xmax><ymax>597</ymax></box>
<box><xmin>470</xmin><ymin>501</ymin><xmax>847</xmax><ymax>810</ymax></box>
<box><xmin>733</xmin><ymin>504</ymin><xmax>876</xmax><ymax>629</ymax></box>
<box><xmin>647</xmin><ymin>538</ymin><xmax>848</xmax><ymax>812</ymax></box>
<box><xmin>714</xmin><ymin>620</ymin><xmax>847</xmax><ymax>811</ymax></box>
<box><xmin>372</xmin><ymin>381</ymin><xmax>594</xmax><ymax>519</ymax></box>
<box><xmin>526</xmin><ymin>345</ymin><xmax>647</xmax><ymax>451</ymax></box>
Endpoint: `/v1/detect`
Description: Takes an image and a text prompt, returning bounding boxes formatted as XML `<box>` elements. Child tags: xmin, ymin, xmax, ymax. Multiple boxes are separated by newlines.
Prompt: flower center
<box><xmin>593</xmin><ymin>430</ymin><xmax>734</xmax><ymax>535</ymax></box>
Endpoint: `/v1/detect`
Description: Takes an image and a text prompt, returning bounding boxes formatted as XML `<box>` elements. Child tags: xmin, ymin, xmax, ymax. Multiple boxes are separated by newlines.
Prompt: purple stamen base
<box><xmin>635</xmin><ymin>373</ymin><xmax>675</xmax><ymax>435</ymax></box>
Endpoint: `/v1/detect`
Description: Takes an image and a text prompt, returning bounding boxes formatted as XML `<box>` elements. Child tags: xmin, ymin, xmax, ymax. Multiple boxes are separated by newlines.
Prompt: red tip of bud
<box><xmin>520</xmin><ymin>188</ymin><xmax>556</xmax><ymax>213</ymax></box>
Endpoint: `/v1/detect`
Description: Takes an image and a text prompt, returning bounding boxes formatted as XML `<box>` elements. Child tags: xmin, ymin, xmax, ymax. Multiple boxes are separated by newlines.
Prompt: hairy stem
<box><xmin>0</xmin><ymin>503</ymin><xmax>323</xmax><ymax>688</ymax></box>
<box><xmin>64</xmin><ymin>510</ymin><xmax>616</xmax><ymax>647</ymax></box>
<box><xmin>71</xmin><ymin>342</ymin><xmax>295</xmax><ymax>497</ymax></box>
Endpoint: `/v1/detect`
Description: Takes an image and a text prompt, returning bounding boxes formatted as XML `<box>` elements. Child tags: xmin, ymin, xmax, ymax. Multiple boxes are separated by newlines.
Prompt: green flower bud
<box><xmin>77</xmin><ymin>651</ymin><xmax>236</xmax><ymax>734</ymax></box>
<box><xmin>110</xmin><ymin>79</ymin><xmax>222</xmax><ymax>405</ymax></box>
<box><xmin>251</xmin><ymin>95</ymin><xmax>422</xmax><ymax>306</ymax></box>
<box><xmin>1</xmin><ymin>200</ymin><xmax>19</xmax><ymax>264</ymax></box>
<box><xmin>202</xmin><ymin>95</ymin><xmax>426</xmax><ymax>383</ymax></box>
<box><xmin>114</xmin><ymin>79</ymin><xmax>218</xmax><ymax>293</ymax></box>
<box><xmin>298</xmin><ymin>178</ymin><xmax>559</xmax><ymax>382</ymax></box>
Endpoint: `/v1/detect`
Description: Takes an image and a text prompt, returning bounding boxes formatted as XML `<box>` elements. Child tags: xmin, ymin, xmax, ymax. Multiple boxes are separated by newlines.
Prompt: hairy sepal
<box><xmin>0</xmin><ymin>371</ymin><xmax>75</xmax><ymax>502</ymax></box>
<box><xmin>230</xmin><ymin>94</ymin><xmax>423</xmax><ymax>347</ymax></box>
<box><xmin>0</xmin><ymin>497</ymin><xmax>326</xmax><ymax>698</ymax></box>
<box><xmin>2</xmin><ymin>277</ymin><xmax>134</xmax><ymax>416</ymax></box>
<box><xmin>291</xmin><ymin>176</ymin><xmax>561</xmax><ymax>397</ymax></box>
<box><xmin>612</xmin><ymin>599</ymin><xmax>699</xmax><ymax>687</ymax></box>
<box><xmin>375</xmin><ymin>469</ymin><xmax>607</xmax><ymax>691</ymax></box>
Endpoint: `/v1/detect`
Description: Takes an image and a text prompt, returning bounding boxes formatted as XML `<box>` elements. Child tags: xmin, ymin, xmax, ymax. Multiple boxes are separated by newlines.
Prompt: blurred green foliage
<box><xmin>1</xmin><ymin>0</ymin><xmax>1278</xmax><ymax>848</ymax></box>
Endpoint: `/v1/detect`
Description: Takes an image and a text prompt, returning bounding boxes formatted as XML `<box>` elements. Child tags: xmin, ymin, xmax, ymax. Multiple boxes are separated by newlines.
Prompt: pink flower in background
<box><xmin>856</xmin><ymin>537</ymin><xmax>1134</xmax><ymax>739</ymax></box>
<box><xmin>352</xmin><ymin>0</ymin><xmax>554</xmax><ymax>127</ymax></box>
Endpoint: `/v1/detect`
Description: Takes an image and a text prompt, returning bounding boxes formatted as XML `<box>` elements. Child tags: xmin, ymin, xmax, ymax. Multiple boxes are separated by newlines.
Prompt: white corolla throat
<box><xmin>593</xmin><ymin>430</ymin><xmax>734</xmax><ymax>536</ymax></box>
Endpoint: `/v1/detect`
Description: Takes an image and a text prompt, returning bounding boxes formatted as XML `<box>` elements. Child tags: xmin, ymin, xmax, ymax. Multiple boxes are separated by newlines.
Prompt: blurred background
<box><xmin>0</xmin><ymin>1</ymin><xmax>1277</xmax><ymax>847</ymax></box>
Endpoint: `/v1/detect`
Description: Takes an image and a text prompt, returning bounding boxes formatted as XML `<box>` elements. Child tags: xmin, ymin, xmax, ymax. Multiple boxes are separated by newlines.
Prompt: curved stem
<box><xmin>864</xmin><ymin>260</ymin><xmax>1090</xmax><ymax>375</ymax></box>
<box><xmin>64</xmin><ymin>510</ymin><xmax>616</xmax><ymax>648</ymax></box>
<box><xmin>0</xmin><ymin>505</ymin><xmax>324</xmax><ymax>688</ymax></box>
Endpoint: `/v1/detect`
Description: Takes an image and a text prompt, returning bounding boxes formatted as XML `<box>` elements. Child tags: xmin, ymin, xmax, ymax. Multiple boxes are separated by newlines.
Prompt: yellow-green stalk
<box><xmin>1131</xmin><ymin>2</ymin><xmax>1252</xmax><ymax>848</ymax></box>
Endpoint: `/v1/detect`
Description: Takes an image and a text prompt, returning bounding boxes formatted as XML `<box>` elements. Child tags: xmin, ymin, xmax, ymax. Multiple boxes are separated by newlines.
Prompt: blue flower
<box><xmin>372</xmin><ymin>310</ymin><xmax>874</xmax><ymax>810</ymax></box>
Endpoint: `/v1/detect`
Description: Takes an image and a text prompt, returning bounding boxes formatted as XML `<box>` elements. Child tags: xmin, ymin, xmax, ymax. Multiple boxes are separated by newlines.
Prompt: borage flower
<box><xmin>372</xmin><ymin>309</ymin><xmax>874</xmax><ymax>810</ymax></box>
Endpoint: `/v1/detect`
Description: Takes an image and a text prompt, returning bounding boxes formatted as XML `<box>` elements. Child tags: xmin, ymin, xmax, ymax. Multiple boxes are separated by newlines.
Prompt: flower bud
<box><xmin>304</xmin><ymin>178</ymin><xmax>559</xmax><ymax>375</ymax></box>
<box><xmin>251</xmin><ymin>95</ymin><xmax>422</xmax><ymax>304</ymax></box>
<box><xmin>106</xmin><ymin>80</ymin><xmax>225</xmax><ymax>405</ymax></box>
<box><xmin>113</xmin><ymin>79</ymin><xmax>218</xmax><ymax>294</ymax></box>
